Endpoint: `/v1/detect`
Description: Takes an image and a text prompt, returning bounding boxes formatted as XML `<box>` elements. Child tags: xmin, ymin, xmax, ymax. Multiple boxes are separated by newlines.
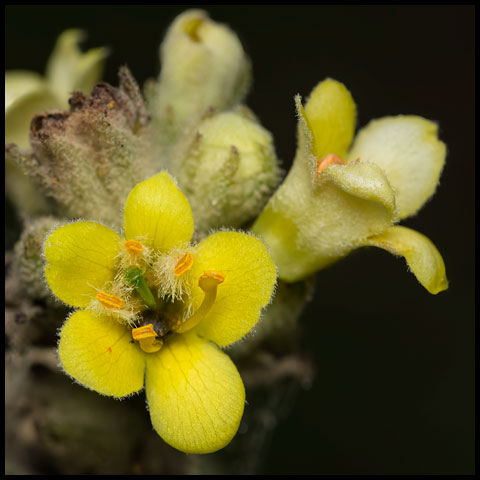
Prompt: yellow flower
<box><xmin>5</xmin><ymin>29</ymin><xmax>108</xmax><ymax>148</ymax></box>
<box><xmin>44</xmin><ymin>172</ymin><xmax>277</xmax><ymax>454</ymax></box>
<box><xmin>252</xmin><ymin>78</ymin><xmax>448</xmax><ymax>294</ymax></box>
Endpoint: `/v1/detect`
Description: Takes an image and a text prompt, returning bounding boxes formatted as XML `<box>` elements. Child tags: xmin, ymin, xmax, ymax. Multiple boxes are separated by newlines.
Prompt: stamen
<box><xmin>174</xmin><ymin>270</ymin><xmax>225</xmax><ymax>334</ymax></box>
<box><xmin>124</xmin><ymin>266</ymin><xmax>157</xmax><ymax>310</ymax></box>
<box><xmin>96</xmin><ymin>291</ymin><xmax>123</xmax><ymax>310</ymax></box>
<box><xmin>125</xmin><ymin>239</ymin><xmax>144</xmax><ymax>254</ymax></box>
<box><xmin>131</xmin><ymin>323</ymin><xmax>163</xmax><ymax>353</ymax></box>
<box><xmin>174</xmin><ymin>252</ymin><xmax>194</xmax><ymax>277</ymax></box>
<box><xmin>316</xmin><ymin>153</ymin><xmax>346</xmax><ymax>174</ymax></box>
<box><xmin>131</xmin><ymin>323</ymin><xmax>157</xmax><ymax>340</ymax></box>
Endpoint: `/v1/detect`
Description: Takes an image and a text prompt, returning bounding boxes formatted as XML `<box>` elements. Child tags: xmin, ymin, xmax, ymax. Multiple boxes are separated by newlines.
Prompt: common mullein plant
<box><xmin>5</xmin><ymin>9</ymin><xmax>447</xmax><ymax>460</ymax></box>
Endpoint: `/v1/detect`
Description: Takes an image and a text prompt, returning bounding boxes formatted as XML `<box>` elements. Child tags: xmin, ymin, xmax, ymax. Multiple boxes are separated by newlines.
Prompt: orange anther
<box><xmin>131</xmin><ymin>324</ymin><xmax>163</xmax><ymax>353</ymax></box>
<box><xmin>125</xmin><ymin>239</ymin><xmax>143</xmax><ymax>254</ymax></box>
<box><xmin>96</xmin><ymin>291</ymin><xmax>123</xmax><ymax>309</ymax></box>
<box><xmin>174</xmin><ymin>252</ymin><xmax>194</xmax><ymax>277</ymax></box>
<box><xmin>107</xmin><ymin>100</ymin><xmax>115</xmax><ymax>109</ymax></box>
<box><xmin>316</xmin><ymin>153</ymin><xmax>346</xmax><ymax>174</ymax></box>
<box><xmin>107</xmin><ymin>347</ymin><xmax>112</xmax><ymax>354</ymax></box>
<box><xmin>131</xmin><ymin>323</ymin><xmax>157</xmax><ymax>341</ymax></box>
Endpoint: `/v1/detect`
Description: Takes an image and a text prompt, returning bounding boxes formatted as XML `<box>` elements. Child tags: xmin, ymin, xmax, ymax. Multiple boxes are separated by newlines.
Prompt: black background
<box><xmin>5</xmin><ymin>5</ymin><xmax>475</xmax><ymax>475</ymax></box>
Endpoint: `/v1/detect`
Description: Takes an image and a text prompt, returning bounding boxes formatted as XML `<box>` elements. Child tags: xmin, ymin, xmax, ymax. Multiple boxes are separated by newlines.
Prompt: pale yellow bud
<box><xmin>178</xmin><ymin>109</ymin><xmax>282</xmax><ymax>233</ymax></box>
<box><xmin>148</xmin><ymin>9</ymin><xmax>251</xmax><ymax>162</ymax></box>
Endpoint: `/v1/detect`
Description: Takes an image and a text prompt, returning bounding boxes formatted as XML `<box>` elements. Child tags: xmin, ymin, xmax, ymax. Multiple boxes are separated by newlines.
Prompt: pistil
<box><xmin>174</xmin><ymin>270</ymin><xmax>225</xmax><ymax>333</ymax></box>
<box><xmin>125</xmin><ymin>266</ymin><xmax>157</xmax><ymax>310</ymax></box>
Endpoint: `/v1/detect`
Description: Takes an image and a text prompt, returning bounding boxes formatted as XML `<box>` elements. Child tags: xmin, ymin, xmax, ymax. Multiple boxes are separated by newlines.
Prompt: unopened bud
<box><xmin>148</xmin><ymin>9</ymin><xmax>251</xmax><ymax>161</ymax></box>
<box><xmin>5</xmin><ymin>145</ymin><xmax>51</xmax><ymax>219</ymax></box>
<box><xmin>178</xmin><ymin>109</ymin><xmax>282</xmax><ymax>233</ymax></box>
<box><xmin>13</xmin><ymin>216</ymin><xmax>61</xmax><ymax>301</ymax></box>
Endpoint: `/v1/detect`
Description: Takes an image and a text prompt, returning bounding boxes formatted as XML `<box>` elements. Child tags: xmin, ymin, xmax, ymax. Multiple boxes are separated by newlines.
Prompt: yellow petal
<box><xmin>46</xmin><ymin>29</ymin><xmax>108</xmax><ymax>108</ymax></box>
<box><xmin>145</xmin><ymin>332</ymin><xmax>245</xmax><ymax>454</ymax></box>
<box><xmin>5</xmin><ymin>70</ymin><xmax>48</xmax><ymax>110</ymax></box>
<box><xmin>365</xmin><ymin>225</ymin><xmax>448</xmax><ymax>294</ymax></box>
<box><xmin>123</xmin><ymin>172</ymin><xmax>194</xmax><ymax>252</ymax></box>
<box><xmin>45</xmin><ymin>221</ymin><xmax>122</xmax><ymax>307</ymax></box>
<box><xmin>189</xmin><ymin>231</ymin><xmax>277</xmax><ymax>346</ymax></box>
<box><xmin>253</xmin><ymin>160</ymin><xmax>396</xmax><ymax>282</ymax></box>
<box><xmin>59</xmin><ymin>310</ymin><xmax>145</xmax><ymax>397</ymax></box>
<box><xmin>303</xmin><ymin>78</ymin><xmax>356</xmax><ymax>159</ymax></box>
<box><xmin>5</xmin><ymin>72</ymin><xmax>60</xmax><ymax>148</ymax></box>
<box><xmin>347</xmin><ymin>116</ymin><xmax>446</xmax><ymax>220</ymax></box>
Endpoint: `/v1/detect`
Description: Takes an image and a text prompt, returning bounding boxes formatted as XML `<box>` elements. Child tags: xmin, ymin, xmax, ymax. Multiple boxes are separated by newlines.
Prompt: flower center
<box><xmin>95</xmin><ymin>256</ymin><xmax>225</xmax><ymax>353</ymax></box>
<box><xmin>316</xmin><ymin>153</ymin><xmax>345</xmax><ymax>174</ymax></box>
<box><xmin>127</xmin><ymin>269</ymin><xmax>226</xmax><ymax>352</ymax></box>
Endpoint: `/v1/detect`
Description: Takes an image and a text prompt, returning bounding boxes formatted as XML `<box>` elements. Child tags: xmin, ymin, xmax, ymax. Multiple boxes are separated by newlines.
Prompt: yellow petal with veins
<box><xmin>58</xmin><ymin>310</ymin><xmax>145</xmax><ymax>397</ymax></box>
<box><xmin>123</xmin><ymin>172</ymin><xmax>194</xmax><ymax>252</ymax></box>
<box><xmin>45</xmin><ymin>221</ymin><xmax>122</xmax><ymax>308</ymax></box>
<box><xmin>189</xmin><ymin>231</ymin><xmax>277</xmax><ymax>346</ymax></box>
<box><xmin>145</xmin><ymin>332</ymin><xmax>245</xmax><ymax>454</ymax></box>
<box><xmin>365</xmin><ymin>225</ymin><xmax>448</xmax><ymax>294</ymax></box>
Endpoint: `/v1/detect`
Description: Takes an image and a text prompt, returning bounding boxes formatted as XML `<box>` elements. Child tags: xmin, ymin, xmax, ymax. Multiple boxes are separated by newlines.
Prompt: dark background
<box><xmin>5</xmin><ymin>5</ymin><xmax>475</xmax><ymax>475</ymax></box>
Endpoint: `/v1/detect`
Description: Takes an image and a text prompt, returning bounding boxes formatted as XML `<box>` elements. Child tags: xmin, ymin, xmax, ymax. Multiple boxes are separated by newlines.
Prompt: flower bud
<box><xmin>8</xmin><ymin>67</ymin><xmax>156</xmax><ymax>229</ymax></box>
<box><xmin>177</xmin><ymin>108</ymin><xmax>282</xmax><ymax>234</ymax></box>
<box><xmin>5</xmin><ymin>146</ymin><xmax>51</xmax><ymax>219</ymax></box>
<box><xmin>148</xmin><ymin>9</ymin><xmax>251</xmax><ymax>161</ymax></box>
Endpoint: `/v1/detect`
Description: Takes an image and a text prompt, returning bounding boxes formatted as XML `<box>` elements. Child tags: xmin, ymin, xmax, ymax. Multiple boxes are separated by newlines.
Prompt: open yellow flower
<box><xmin>252</xmin><ymin>78</ymin><xmax>448</xmax><ymax>294</ymax></box>
<box><xmin>44</xmin><ymin>172</ymin><xmax>277</xmax><ymax>454</ymax></box>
